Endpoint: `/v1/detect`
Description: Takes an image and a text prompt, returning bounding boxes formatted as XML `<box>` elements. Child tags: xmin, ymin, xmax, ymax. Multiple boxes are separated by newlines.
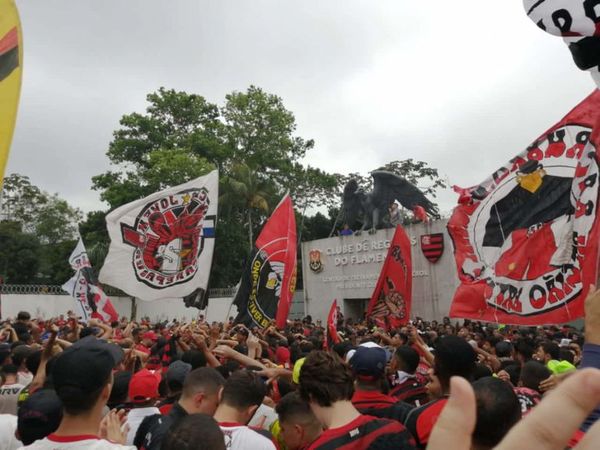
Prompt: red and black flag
<box><xmin>234</xmin><ymin>195</ymin><xmax>297</xmax><ymax>329</ymax></box>
<box><xmin>324</xmin><ymin>299</ymin><xmax>340</xmax><ymax>350</ymax></box>
<box><xmin>448</xmin><ymin>90</ymin><xmax>600</xmax><ymax>325</ymax></box>
<box><xmin>0</xmin><ymin>0</ymin><xmax>23</xmax><ymax>189</ymax></box>
<box><xmin>368</xmin><ymin>225</ymin><xmax>412</xmax><ymax>330</ymax></box>
<box><xmin>0</xmin><ymin>26</ymin><xmax>17</xmax><ymax>82</ymax></box>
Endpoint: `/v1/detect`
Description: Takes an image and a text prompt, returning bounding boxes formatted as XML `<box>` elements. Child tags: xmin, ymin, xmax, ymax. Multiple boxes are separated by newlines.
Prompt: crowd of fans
<box><xmin>1</xmin><ymin>289</ymin><xmax>600</xmax><ymax>449</ymax></box>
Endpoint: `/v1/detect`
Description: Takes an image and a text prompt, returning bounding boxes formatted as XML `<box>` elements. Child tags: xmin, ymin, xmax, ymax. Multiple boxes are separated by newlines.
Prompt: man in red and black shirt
<box><xmin>404</xmin><ymin>336</ymin><xmax>477</xmax><ymax>449</ymax></box>
<box><xmin>299</xmin><ymin>350</ymin><xmax>416</xmax><ymax>450</ymax></box>
<box><xmin>389</xmin><ymin>346</ymin><xmax>429</xmax><ymax>407</ymax></box>
<box><xmin>349</xmin><ymin>342</ymin><xmax>413</xmax><ymax>423</ymax></box>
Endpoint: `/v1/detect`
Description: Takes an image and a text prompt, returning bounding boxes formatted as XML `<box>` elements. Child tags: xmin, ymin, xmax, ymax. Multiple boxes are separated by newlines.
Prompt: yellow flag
<box><xmin>0</xmin><ymin>0</ymin><xmax>22</xmax><ymax>189</ymax></box>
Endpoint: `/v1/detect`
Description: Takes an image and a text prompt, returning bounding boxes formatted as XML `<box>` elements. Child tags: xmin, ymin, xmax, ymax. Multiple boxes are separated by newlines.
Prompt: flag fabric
<box><xmin>524</xmin><ymin>0</ymin><xmax>600</xmax><ymax>88</ymax></box>
<box><xmin>99</xmin><ymin>171</ymin><xmax>218</xmax><ymax>301</ymax></box>
<box><xmin>324</xmin><ymin>300</ymin><xmax>340</xmax><ymax>350</ymax></box>
<box><xmin>0</xmin><ymin>0</ymin><xmax>22</xmax><ymax>188</ymax></box>
<box><xmin>233</xmin><ymin>195</ymin><xmax>297</xmax><ymax>329</ymax></box>
<box><xmin>62</xmin><ymin>237</ymin><xmax>118</xmax><ymax>323</ymax></box>
<box><xmin>368</xmin><ymin>225</ymin><xmax>412</xmax><ymax>330</ymax></box>
<box><xmin>448</xmin><ymin>90</ymin><xmax>600</xmax><ymax>325</ymax></box>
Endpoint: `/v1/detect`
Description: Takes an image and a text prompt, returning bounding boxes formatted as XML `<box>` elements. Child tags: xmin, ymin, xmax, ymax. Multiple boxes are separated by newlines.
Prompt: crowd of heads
<box><xmin>0</xmin><ymin>308</ymin><xmax>590</xmax><ymax>449</ymax></box>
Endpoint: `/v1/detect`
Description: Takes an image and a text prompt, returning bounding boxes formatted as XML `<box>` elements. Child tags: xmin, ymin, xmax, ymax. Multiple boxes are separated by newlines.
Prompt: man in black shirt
<box><xmin>135</xmin><ymin>367</ymin><xmax>225</xmax><ymax>450</ymax></box>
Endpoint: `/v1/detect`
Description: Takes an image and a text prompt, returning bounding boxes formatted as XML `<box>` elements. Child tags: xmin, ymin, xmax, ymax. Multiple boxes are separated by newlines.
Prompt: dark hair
<box><xmin>181</xmin><ymin>367</ymin><xmax>225</xmax><ymax>400</ymax></box>
<box><xmin>57</xmin><ymin>379</ymin><xmax>110</xmax><ymax>415</ymax></box>
<box><xmin>559</xmin><ymin>348</ymin><xmax>575</xmax><ymax>364</ymax></box>
<box><xmin>25</xmin><ymin>350</ymin><xmax>42</xmax><ymax>376</ymax></box>
<box><xmin>394</xmin><ymin>346</ymin><xmax>420</xmax><ymax>374</ymax></box>
<box><xmin>1</xmin><ymin>363</ymin><xmax>18</xmax><ymax>375</ymax></box>
<box><xmin>472</xmin><ymin>363</ymin><xmax>493</xmax><ymax>380</ymax></box>
<box><xmin>79</xmin><ymin>327</ymin><xmax>96</xmax><ymax>339</ymax></box>
<box><xmin>221</xmin><ymin>370</ymin><xmax>266</xmax><ymax>409</ymax></box>
<box><xmin>520</xmin><ymin>361</ymin><xmax>551</xmax><ymax>391</ymax></box>
<box><xmin>299</xmin><ymin>351</ymin><xmax>354</xmax><ymax>407</ymax></box>
<box><xmin>472</xmin><ymin>377</ymin><xmax>521</xmax><ymax>448</ymax></box>
<box><xmin>540</xmin><ymin>341</ymin><xmax>560</xmax><ymax>360</ymax></box>
<box><xmin>17</xmin><ymin>311</ymin><xmax>31</xmax><ymax>321</ymax></box>
<box><xmin>276</xmin><ymin>392</ymin><xmax>319</xmax><ymax>427</ymax></box>
<box><xmin>495</xmin><ymin>341</ymin><xmax>513</xmax><ymax>358</ymax></box>
<box><xmin>503</xmin><ymin>363</ymin><xmax>521</xmax><ymax>386</ymax></box>
<box><xmin>433</xmin><ymin>336</ymin><xmax>477</xmax><ymax>392</ymax></box>
<box><xmin>161</xmin><ymin>414</ymin><xmax>225</xmax><ymax>450</ymax></box>
<box><xmin>108</xmin><ymin>371</ymin><xmax>132</xmax><ymax>408</ymax></box>
<box><xmin>515</xmin><ymin>338</ymin><xmax>535</xmax><ymax>361</ymax></box>
<box><xmin>181</xmin><ymin>349</ymin><xmax>207</xmax><ymax>370</ymax></box>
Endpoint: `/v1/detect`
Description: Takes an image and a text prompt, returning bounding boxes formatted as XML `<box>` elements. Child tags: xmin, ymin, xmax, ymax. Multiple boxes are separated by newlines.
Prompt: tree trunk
<box><xmin>248</xmin><ymin>208</ymin><xmax>253</xmax><ymax>250</ymax></box>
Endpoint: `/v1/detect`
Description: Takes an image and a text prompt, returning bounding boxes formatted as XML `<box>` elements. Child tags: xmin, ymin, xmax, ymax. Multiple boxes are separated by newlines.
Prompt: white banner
<box><xmin>62</xmin><ymin>236</ymin><xmax>118</xmax><ymax>322</ymax></box>
<box><xmin>99</xmin><ymin>171</ymin><xmax>218</xmax><ymax>301</ymax></box>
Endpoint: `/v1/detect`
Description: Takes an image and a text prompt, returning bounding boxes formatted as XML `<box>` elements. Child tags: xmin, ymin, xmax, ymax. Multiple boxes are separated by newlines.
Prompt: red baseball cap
<box><xmin>275</xmin><ymin>347</ymin><xmax>291</xmax><ymax>365</ymax></box>
<box><xmin>128</xmin><ymin>369</ymin><xmax>161</xmax><ymax>403</ymax></box>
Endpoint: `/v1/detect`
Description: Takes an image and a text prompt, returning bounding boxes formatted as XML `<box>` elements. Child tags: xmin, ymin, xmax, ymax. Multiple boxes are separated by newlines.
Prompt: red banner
<box><xmin>233</xmin><ymin>195</ymin><xmax>297</xmax><ymax>329</ymax></box>
<box><xmin>448</xmin><ymin>90</ymin><xmax>600</xmax><ymax>325</ymax></box>
<box><xmin>368</xmin><ymin>225</ymin><xmax>412</xmax><ymax>330</ymax></box>
<box><xmin>324</xmin><ymin>299</ymin><xmax>340</xmax><ymax>350</ymax></box>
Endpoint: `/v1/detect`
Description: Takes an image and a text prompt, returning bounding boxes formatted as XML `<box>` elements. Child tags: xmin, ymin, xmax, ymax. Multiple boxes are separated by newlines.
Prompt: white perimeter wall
<box><xmin>0</xmin><ymin>294</ymin><xmax>237</xmax><ymax>323</ymax></box>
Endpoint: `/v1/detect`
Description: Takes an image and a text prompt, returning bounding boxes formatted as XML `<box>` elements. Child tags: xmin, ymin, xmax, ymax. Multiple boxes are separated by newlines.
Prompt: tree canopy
<box><xmin>0</xmin><ymin>174</ymin><xmax>82</xmax><ymax>284</ymax></box>
<box><xmin>2</xmin><ymin>86</ymin><xmax>448</xmax><ymax>289</ymax></box>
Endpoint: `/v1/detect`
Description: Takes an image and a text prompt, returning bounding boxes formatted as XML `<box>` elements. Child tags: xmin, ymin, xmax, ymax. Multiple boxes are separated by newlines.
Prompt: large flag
<box><xmin>233</xmin><ymin>195</ymin><xmax>297</xmax><ymax>329</ymax></box>
<box><xmin>524</xmin><ymin>0</ymin><xmax>600</xmax><ymax>88</ymax></box>
<box><xmin>368</xmin><ymin>225</ymin><xmax>412</xmax><ymax>330</ymax></box>
<box><xmin>0</xmin><ymin>0</ymin><xmax>22</xmax><ymax>188</ymax></box>
<box><xmin>62</xmin><ymin>237</ymin><xmax>119</xmax><ymax>323</ymax></box>
<box><xmin>99</xmin><ymin>171</ymin><xmax>218</xmax><ymax>301</ymax></box>
<box><xmin>324</xmin><ymin>299</ymin><xmax>341</xmax><ymax>350</ymax></box>
<box><xmin>448</xmin><ymin>90</ymin><xmax>600</xmax><ymax>325</ymax></box>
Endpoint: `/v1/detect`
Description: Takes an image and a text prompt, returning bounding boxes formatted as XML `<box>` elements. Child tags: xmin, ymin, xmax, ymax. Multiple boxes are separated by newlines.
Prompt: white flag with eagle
<box><xmin>99</xmin><ymin>171</ymin><xmax>218</xmax><ymax>301</ymax></box>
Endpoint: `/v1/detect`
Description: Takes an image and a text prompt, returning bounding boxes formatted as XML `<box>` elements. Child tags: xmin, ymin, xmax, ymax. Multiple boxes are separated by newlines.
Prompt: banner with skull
<box><xmin>448</xmin><ymin>90</ymin><xmax>600</xmax><ymax>325</ymax></box>
<box><xmin>99</xmin><ymin>171</ymin><xmax>218</xmax><ymax>301</ymax></box>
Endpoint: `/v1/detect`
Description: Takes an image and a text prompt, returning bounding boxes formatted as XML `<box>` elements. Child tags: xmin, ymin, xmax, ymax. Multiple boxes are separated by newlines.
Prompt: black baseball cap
<box><xmin>52</xmin><ymin>336</ymin><xmax>124</xmax><ymax>394</ymax></box>
<box><xmin>349</xmin><ymin>343</ymin><xmax>388</xmax><ymax>380</ymax></box>
<box><xmin>18</xmin><ymin>389</ymin><xmax>63</xmax><ymax>445</ymax></box>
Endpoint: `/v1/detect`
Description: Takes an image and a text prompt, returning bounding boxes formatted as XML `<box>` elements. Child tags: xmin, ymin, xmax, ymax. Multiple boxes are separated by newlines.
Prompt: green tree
<box><xmin>0</xmin><ymin>221</ymin><xmax>40</xmax><ymax>283</ymax></box>
<box><xmin>1</xmin><ymin>174</ymin><xmax>82</xmax><ymax>244</ymax></box>
<box><xmin>92</xmin><ymin>88</ymin><xmax>225</xmax><ymax>208</ymax></box>
<box><xmin>220</xmin><ymin>163</ymin><xmax>277</xmax><ymax>249</ymax></box>
<box><xmin>0</xmin><ymin>174</ymin><xmax>48</xmax><ymax>226</ymax></box>
<box><xmin>92</xmin><ymin>86</ymin><xmax>339</xmax><ymax>287</ymax></box>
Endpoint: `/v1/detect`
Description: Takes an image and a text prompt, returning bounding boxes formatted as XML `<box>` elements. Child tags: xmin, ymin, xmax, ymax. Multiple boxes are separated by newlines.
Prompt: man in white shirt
<box><xmin>0</xmin><ymin>365</ymin><xmax>24</xmax><ymax>415</ymax></box>
<box><xmin>0</xmin><ymin>414</ymin><xmax>21</xmax><ymax>449</ymax></box>
<box><xmin>19</xmin><ymin>336</ymin><xmax>134</xmax><ymax>449</ymax></box>
<box><xmin>124</xmin><ymin>369</ymin><xmax>161</xmax><ymax>445</ymax></box>
<box><xmin>214</xmin><ymin>370</ymin><xmax>276</xmax><ymax>450</ymax></box>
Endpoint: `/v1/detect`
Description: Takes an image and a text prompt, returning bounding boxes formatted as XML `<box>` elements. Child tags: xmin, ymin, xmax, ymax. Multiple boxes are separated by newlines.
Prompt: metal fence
<box><xmin>0</xmin><ymin>284</ymin><xmax>238</xmax><ymax>298</ymax></box>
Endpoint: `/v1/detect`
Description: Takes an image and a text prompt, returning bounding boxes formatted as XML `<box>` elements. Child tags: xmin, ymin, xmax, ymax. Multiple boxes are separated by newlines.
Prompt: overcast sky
<box><xmin>5</xmin><ymin>0</ymin><xmax>595</xmax><ymax>216</ymax></box>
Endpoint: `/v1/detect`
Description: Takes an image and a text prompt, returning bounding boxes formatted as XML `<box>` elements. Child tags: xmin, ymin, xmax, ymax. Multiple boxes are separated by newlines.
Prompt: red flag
<box><xmin>448</xmin><ymin>90</ymin><xmax>600</xmax><ymax>325</ymax></box>
<box><xmin>368</xmin><ymin>225</ymin><xmax>412</xmax><ymax>330</ymax></box>
<box><xmin>324</xmin><ymin>300</ymin><xmax>340</xmax><ymax>350</ymax></box>
<box><xmin>233</xmin><ymin>195</ymin><xmax>297</xmax><ymax>329</ymax></box>
<box><xmin>89</xmin><ymin>285</ymin><xmax>119</xmax><ymax>323</ymax></box>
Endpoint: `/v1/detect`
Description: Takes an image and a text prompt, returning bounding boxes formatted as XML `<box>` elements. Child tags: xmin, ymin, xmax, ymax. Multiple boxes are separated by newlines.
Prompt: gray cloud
<box><xmin>6</xmin><ymin>0</ymin><xmax>594</xmax><ymax>215</ymax></box>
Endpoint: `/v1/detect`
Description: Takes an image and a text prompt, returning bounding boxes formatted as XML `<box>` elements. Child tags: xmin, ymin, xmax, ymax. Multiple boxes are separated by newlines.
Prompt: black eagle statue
<box><xmin>341</xmin><ymin>171</ymin><xmax>439</xmax><ymax>233</ymax></box>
